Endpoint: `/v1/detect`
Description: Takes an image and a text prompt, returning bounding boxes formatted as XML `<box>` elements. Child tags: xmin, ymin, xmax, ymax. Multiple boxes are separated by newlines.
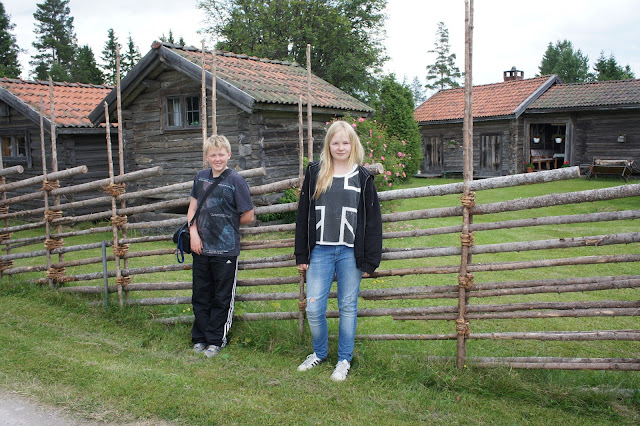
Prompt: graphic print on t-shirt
<box><xmin>315</xmin><ymin>167</ymin><xmax>360</xmax><ymax>246</ymax></box>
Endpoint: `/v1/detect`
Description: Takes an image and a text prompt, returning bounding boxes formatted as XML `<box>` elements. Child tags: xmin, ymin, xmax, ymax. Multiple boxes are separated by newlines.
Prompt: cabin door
<box><xmin>424</xmin><ymin>135</ymin><xmax>443</xmax><ymax>173</ymax></box>
<box><xmin>479</xmin><ymin>134</ymin><xmax>501</xmax><ymax>173</ymax></box>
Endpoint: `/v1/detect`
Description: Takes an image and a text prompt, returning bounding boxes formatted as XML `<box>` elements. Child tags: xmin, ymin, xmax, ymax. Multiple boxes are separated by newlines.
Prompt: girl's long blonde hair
<box><xmin>313</xmin><ymin>120</ymin><xmax>364</xmax><ymax>199</ymax></box>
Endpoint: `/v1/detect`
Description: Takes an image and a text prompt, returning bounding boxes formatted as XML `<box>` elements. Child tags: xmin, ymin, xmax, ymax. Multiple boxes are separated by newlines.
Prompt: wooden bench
<box><xmin>586</xmin><ymin>159</ymin><xmax>633</xmax><ymax>182</ymax></box>
<box><xmin>530</xmin><ymin>149</ymin><xmax>554</xmax><ymax>170</ymax></box>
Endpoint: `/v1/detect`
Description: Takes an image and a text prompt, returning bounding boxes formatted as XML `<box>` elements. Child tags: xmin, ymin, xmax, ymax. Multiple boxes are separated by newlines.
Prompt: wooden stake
<box><xmin>306</xmin><ymin>44</ymin><xmax>313</xmax><ymax>161</ymax></box>
<box><xmin>211</xmin><ymin>47</ymin><xmax>217</xmax><ymax>136</ymax></box>
<box><xmin>201</xmin><ymin>41</ymin><xmax>207</xmax><ymax>145</ymax></box>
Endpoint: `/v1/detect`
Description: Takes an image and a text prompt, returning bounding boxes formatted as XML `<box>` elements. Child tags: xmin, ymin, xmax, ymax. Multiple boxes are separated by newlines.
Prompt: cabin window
<box><xmin>1</xmin><ymin>133</ymin><xmax>31</xmax><ymax>167</ymax></box>
<box><xmin>165</xmin><ymin>95</ymin><xmax>201</xmax><ymax>129</ymax></box>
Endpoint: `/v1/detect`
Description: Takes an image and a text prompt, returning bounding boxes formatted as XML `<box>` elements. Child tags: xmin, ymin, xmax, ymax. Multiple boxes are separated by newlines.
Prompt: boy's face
<box><xmin>206</xmin><ymin>146</ymin><xmax>231</xmax><ymax>175</ymax></box>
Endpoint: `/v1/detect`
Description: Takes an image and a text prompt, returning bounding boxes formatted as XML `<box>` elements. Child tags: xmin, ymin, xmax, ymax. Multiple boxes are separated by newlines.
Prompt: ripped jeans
<box><xmin>305</xmin><ymin>244</ymin><xmax>362</xmax><ymax>362</ymax></box>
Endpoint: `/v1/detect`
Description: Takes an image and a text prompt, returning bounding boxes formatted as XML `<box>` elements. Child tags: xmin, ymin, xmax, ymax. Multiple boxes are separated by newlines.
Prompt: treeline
<box><xmin>0</xmin><ymin>0</ymin><xmax>184</xmax><ymax>85</ymax></box>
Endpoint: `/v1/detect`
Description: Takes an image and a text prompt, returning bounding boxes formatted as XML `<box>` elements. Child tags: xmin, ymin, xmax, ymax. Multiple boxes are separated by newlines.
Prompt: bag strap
<box><xmin>189</xmin><ymin>168</ymin><xmax>231</xmax><ymax>228</ymax></box>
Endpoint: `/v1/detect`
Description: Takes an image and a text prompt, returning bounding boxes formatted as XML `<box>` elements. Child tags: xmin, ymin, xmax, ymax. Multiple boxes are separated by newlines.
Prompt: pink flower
<box><xmin>396</xmin><ymin>172</ymin><xmax>399</xmax><ymax>177</ymax></box>
<box><xmin>352</xmin><ymin>123</ymin><xmax>357</xmax><ymax>128</ymax></box>
<box><xmin>358</xmin><ymin>117</ymin><xmax>364</xmax><ymax>122</ymax></box>
<box><xmin>402</xmin><ymin>140</ymin><xmax>407</xmax><ymax>145</ymax></box>
<box><xmin>364</xmin><ymin>163</ymin><xmax>369</xmax><ymax>166</ymax></box>
<box><xmin>386</xmin><ymin>171</ymin><xmax>391</xmax><ymax>175</ymax></box>
<box><xmin>388</xmin><ymin>183</ymin><xmax>392</xmax><ymax>187</ymax></box>
<box><xmin>402</xmin><ymin>172</ymin><xmax>406</xmax><ymax>177</ymax></box>
<box><xmin>369</xmin><ymin>130</ymin><xmax>372</xmax><ymax>137</ymax></box>
<box><xmin>380</xmin><ymin>156</ymin><xmax>385</xmax><ymax>160</ymax></box>
<box><xmin>369</xmin><ymin>153</ymin><xmax>373</xmax><ymax>157</ymax></box>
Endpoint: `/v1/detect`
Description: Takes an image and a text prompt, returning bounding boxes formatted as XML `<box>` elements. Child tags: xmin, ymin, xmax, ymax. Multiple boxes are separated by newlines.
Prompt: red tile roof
<box><xmin>0</xmin><ymin>78</ymin><xmax>112</xmax><ymax>127</ymax></box>
<box><xmin>528</xmin><ymin>79</ymin><xmax>640</xmax><ymax>109</ymax></box>
<box><xmin>415</xmin><ymin>76</ymin><xmax>555</xmax><ymax>123</ymax></box>
<box><xmin>167</xmin><ymin>44</ymin><xmax>373</xmax><ymax>113</ymax></box>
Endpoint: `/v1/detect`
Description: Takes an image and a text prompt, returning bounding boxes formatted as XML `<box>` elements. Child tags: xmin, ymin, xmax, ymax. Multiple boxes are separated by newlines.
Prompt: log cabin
<box><xmin>0</xmin><ymin>78</ymin><xmax>115</xmax><ymax>209</ymax></box>
<box><xmin>89</xmin><ymin>42</ymin><xmax>374</xmax><ymax>203</ymax></box>
<box><xmin>415</xmin><ymin>68</ymin><xmax>640</xmax><ymax>178</ymax></box>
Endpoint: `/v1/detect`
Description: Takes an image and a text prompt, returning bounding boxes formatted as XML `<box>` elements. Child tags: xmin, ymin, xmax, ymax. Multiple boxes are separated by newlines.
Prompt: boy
<box><xmin>188</xmin><ymin>135</ymin><xmax>254</xmax><ymax>358</ymax></box>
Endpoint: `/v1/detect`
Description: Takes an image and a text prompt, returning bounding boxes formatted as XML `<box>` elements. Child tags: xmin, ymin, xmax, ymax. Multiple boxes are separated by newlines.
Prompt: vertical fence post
<box><xmin>102</xmin><ymin>240</ymin><xmax>109</xmax><ymax>309</ymax></box>
<box><xmin>297</xmin><ymin>95</ymin><xmax>306</xmax><ymax>335</ymax></box>
<box><xmin>456</xmin><ymin>0</ymin><xmax>474</xmax><ymax>369</ymax></box>
<box><xmin>306</xmin><ymin>44</ymin><xmax>313</xmax><ymax>162</ymax></box>
<box><xmin>201</xmin><ymin>40</ymin><xmax>207</xmax><ymax>146</ymax></box>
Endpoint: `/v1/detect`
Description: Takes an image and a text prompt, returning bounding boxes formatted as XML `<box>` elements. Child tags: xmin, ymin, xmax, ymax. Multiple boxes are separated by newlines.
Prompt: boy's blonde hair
<box><xmin>313</xmin><ymin>120</ymin><xmax>364</xmax><ymax>198</ymax></box>
<box><xmin>202</xmin><ymin>135</ymin><xmax>232</xmax><ymax>166</ymax></box>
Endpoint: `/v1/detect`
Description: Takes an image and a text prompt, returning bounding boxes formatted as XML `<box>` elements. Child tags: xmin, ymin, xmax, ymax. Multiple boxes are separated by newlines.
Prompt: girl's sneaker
<box><xmin>330</xmin><ymin>360</ymin><xmax>351</xmax><ymax>381</ymax></box>
<box><xmin>297</xmin><ymin>353</ymin><xmax>326</xmax><ymax>371</ymax></box>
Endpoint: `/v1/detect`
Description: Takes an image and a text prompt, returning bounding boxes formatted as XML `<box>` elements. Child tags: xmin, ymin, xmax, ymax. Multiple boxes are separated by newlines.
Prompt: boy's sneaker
<box><xmin>330</xmin><ymin>360</ymin><xmax>351</xmax><ymax>381</ymax></box>
<box><xmin>297</xmin><ymin>353</ymin><xmax>326</xmax><ymax>371</ymax></box>
<box><xmin>193</xmin><ymin>343</ymin><xmax>207</xmax><ymax>353</ymax></box>
<box><xmin>203</xmin><ymin>345</ymin><xmax>221</xmax><ymax>358</ymax></box>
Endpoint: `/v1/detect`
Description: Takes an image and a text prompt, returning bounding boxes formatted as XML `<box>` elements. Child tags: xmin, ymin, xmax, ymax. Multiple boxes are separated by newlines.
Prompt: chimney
<box><xmin>503</xmin><ymin>66</ymin><xmax>524</xmax><ymax>81</ymax></box>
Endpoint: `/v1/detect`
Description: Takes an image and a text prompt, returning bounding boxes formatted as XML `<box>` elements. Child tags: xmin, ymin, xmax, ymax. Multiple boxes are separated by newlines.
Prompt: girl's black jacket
<box><xmin>294</xmin><ymin>161</ymin><xmax>383</xmax><ymax>275</ymax></box>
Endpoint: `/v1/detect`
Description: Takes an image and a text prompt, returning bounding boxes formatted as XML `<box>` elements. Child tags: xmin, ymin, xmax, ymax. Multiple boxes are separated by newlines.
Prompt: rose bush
<box><xmin>327</xmin><ymin>116</ymin><xmax>409</xmax><ymax>190</ymax></box>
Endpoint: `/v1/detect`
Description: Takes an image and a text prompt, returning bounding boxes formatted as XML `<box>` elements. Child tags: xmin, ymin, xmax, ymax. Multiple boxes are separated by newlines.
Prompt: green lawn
<box><xmin>0</xmin><ymin>176</ymin><xmax>639</xmax><ymax>424</ymax></box>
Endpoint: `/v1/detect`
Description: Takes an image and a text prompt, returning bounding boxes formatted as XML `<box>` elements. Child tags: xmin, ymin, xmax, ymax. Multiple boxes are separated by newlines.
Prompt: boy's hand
<box><xmin>190</xmin><ymin>229</ymin><xmax>203</xmax><ymax>255</ymax></box>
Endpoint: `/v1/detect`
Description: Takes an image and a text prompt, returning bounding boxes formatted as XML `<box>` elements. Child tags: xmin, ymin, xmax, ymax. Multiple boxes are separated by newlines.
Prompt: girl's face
<box><xmin>206</xmin><ymin>146</ymin><xmax>231</xmax><ymax>175</ymax></box>
<box><xmin>329</xmin><ymin>130</ymin><xmax>352</xmax><ymax>164</ymax></box>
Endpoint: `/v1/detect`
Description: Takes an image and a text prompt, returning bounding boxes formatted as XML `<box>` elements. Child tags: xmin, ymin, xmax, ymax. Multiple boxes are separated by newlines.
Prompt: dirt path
<box><xmin>0</xmin><ymin>390</ymin><xmax>99</xmax><ymax>425</ymax></box>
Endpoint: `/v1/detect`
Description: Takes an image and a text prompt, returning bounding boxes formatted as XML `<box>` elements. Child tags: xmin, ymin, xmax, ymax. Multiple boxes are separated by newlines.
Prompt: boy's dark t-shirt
<box><xmin>190</xmin><ymin>168</ymin><xmax>253</xmax><ymax>257</ymax></box>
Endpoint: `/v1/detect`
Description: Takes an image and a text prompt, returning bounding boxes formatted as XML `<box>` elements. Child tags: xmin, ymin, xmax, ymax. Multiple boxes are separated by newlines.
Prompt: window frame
<box><xmin>0</xmin><ymin>130</ymin><xmax>32</xmax><ymax>168</ymax></box>
<box><xmin>164</xmin><ymin>95</ymin><xmax>202</xmax><ymax>131</ymax></box>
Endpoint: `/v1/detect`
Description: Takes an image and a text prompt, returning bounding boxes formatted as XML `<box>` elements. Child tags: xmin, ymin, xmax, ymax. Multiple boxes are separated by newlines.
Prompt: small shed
<box><xmin>89</xmin><ymin>42</ymin><xmax>374</xmax><ymax>198</ymax></box>
<box><xmin>0</xmin><ymin>78</ymin><xmax>115</xmax><ymax>204</ymax></box>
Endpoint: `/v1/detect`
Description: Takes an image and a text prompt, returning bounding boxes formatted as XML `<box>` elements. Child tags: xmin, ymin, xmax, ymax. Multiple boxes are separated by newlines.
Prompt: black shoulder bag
<box><xmin>173</xmin><ymin>168</ymin><xmax>231</xmax><ymax>263</ymax></box>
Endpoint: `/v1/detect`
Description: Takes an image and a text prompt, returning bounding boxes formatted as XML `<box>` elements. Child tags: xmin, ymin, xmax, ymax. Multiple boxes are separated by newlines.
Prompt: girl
<box><xmin>294</xmin><ymin>120</ymin><xmax>382</xmax><ymax>381</ymax></box>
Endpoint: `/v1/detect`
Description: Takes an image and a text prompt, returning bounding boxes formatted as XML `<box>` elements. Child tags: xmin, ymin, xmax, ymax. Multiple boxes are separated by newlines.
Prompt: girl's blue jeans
<box><xmin>305</xmin><ymin>244</ymin><xmax>362</xmax><ymax>362</ymax></box>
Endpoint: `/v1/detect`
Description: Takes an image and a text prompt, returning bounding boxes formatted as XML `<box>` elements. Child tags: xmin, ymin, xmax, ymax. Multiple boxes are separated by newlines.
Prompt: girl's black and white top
<box><xmin>295</xmin><ymin>161</ymin><xmax>382</xmax><ymax>275</ymax></box>
<box><xmin>314</xmin><ymin>165</ymin><xmax>361</xmax><ymax>247</ymax></box>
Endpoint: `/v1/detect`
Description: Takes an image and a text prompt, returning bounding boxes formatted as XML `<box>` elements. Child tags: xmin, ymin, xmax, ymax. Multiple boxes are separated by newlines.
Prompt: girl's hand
<box><xmin>362</xmin><ymin>272</ymin><xmax>370</xmax><ymax>278</ymax></box>
<box><xmin>297</xmin><ymin>264</ymin><xmax>309</xmax><ymax>273</ymax></box>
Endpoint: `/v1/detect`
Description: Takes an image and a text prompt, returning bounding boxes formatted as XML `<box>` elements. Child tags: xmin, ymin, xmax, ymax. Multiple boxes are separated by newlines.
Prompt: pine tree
<box><xmin>425</xmin><ymin>22</ymin><xmax>461</xmax><ymax>91</ymax></box>
<box><xmin>593</xmin><ymin>51</ymin><xmax>635</xmax><ymax>81</ymax></box>
<box><xmin>159</xmin><ymin>30</ymin><xmax>175</xmax><ymax>44</ymax></box>
<box><xmin>0</xmin><ymin>2</ymin><xmax>21</xmax><ymax>78</ymax></box>
<box><xmin>539</xmin><ymin>40</ymin><xmax>590</xmax><ymax>83</ymax></box>
<box><xmin>122</xmin><ymin>35</ymin><xmax>141</xmax><ymax>75</ymax></box>
<box><xmin>101</xmin><ymin>28</ymin><xmax>119</xmax><ymax>85</ymax></box>
<box><xmin>71</xmin><ymin>45</ymin><xmax>103</xmax><ymax>84</ymax></box>
<box><xmin>410</xmin><ymin>76</ymin><xmax>426</xmax><ymax>106</ymax></box>
<box><xmin>31</xmin><ymin>0</ymin><xmax>77</xmax><ymax>81</ymax></box>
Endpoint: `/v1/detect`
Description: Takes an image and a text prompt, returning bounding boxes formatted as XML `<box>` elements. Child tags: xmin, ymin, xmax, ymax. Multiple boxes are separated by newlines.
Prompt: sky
<box><xmin>4</xmin><ymin>0</ymin><xmax>640</xmax><ymax>92</ymax></box>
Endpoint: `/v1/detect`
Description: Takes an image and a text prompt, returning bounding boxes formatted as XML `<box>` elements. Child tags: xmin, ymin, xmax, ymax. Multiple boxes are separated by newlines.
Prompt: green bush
<box><xmin>256</xmin><ymin>187</ymin><xmax>299</xmax><ymax>223</ymax></box>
